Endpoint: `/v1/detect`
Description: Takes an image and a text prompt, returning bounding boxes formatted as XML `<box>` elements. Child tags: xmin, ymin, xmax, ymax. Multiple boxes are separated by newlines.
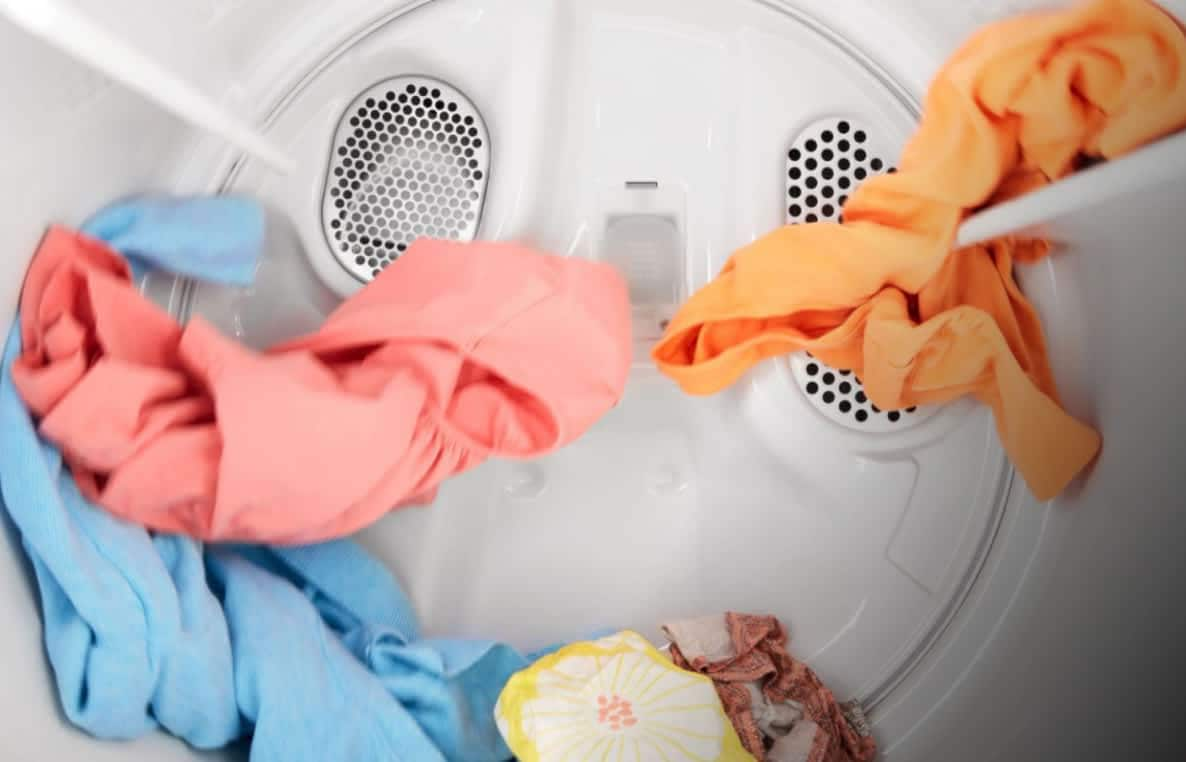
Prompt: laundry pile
<box><xmin>0</xmin><ymin>198</ymin><xmax>869</xmax><ymax>762</ymax></box>
<box><xmin>653</xmin><ymin>0</ymin><xmax>1186</xmax><ymax>500</ymax></box>
<box><xmin>0</xmin><ymin>197</ymin><xmax>592</xmax><ymax>761</ymax></box>
<box><xmin>494</xmin><ymin>620</ymin><xmax>874</xmax><ymax>762</ymax></box>
<box><xmin>3</xmin><ymin>0</ymin><xmax>1186</xmax><ymax>759</ymax></box>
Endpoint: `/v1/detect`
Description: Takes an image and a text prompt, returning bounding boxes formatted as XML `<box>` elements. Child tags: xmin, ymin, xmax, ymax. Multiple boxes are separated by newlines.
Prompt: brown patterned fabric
<box><xmin>667</xmin><ymin>613</ymin><xmax>877</xmax><ymax>762</ymax></box>
<box><xmin>840</xmin><ymin>700</ymin><xmax>872</xmax><ymax>740</ymax></box>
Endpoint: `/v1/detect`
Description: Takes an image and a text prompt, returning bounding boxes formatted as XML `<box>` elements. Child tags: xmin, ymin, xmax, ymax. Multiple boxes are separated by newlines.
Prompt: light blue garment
<box><xmin>0</xmin><ymin>199</ymin><xmax>528</xmax><ymax>761</ymax></box>
<box><xmin>81</xmin><ymin>196</ymin><xmax>264</xmax><ymax>285</ymax></box>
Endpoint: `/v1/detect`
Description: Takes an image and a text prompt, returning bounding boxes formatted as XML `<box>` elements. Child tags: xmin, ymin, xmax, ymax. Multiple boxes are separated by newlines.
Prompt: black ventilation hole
<box><xmin>823</xmin><ymin>391</ymin><xmax>836</xmax><ymax>404</ymax></box>
<box><xmin>888</xmin><ymin>411</ymin><xmax>901</xmax><ymax>422</ymax></box>
<box><xmin>822</xmin><ymin>372</ymin><xmax>836</xmax><ymax>385</ymax></box>
<box><xmin>855</xmin><ymin>410</ymin><xmax>869</xmax><ymax>422</ymax></box>
<box><xmin>839</xmin><ymin>401</ymin><xmax>852</xmax><ymax>413</ymax></box>
<box><xmin>806</xmin><ymin>363</ymin><xmax>820</xmax><ymax>376</ymax></box>
<box><xmin>806</xmin><ymin>382</ymin><xmax>820</xmax><ymax>395</ymax></box>
<box><xmin>839</xmin><ymin>382</ymin><xmax>852</xmax><ymax>394</ymax></box>
<box><xmin>838</xmin><ymin>121</ymin><xmax>850</xmax><ymax>134</ymax></box>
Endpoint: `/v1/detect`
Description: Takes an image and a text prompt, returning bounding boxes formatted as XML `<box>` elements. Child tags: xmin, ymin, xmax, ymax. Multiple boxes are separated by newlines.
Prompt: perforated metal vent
<box><xmin>322</xmin><ymin>76</ymin><xmax>491</xmax><ymax>282</ymax></box>
<box><xmin>786</xmin><ymin>117</ymin><xmax>931</xmax><ymax>432</ymax></box>
<box><xmin>789</xmin><ymin>353</ymin><xmax>937</xmax><ymax>433</ymax></box>
<box><xmin>786</xmin><ymin>117</ymin><xmax>894</xmax><ymax>224</ymax></box>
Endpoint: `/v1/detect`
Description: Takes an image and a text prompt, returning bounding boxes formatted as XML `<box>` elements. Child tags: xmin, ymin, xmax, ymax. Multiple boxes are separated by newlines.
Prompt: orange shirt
<box><xmin>653</xmin><ymin>0</ymin><xmax>1186</xmax><ymax>500</ymax></box>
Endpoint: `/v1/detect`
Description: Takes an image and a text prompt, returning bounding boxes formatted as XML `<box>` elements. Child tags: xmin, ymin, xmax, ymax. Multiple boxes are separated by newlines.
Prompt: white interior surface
<box><xmin>1</xmin><ymin>1</ymin><xmax>1184</xmax><ymax>761</ymax></box>
<box><xmin>174</xmin><ymin>0</ymin><xmax>1010</xmax><ymax>709</ymax></box>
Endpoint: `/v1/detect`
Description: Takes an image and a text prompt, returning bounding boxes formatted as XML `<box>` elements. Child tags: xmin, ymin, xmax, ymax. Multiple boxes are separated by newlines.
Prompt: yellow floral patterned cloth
<box><xmin>496</xmin><ymin>631</ymin><xmax>753</xmax><ymax>761</ymax></box>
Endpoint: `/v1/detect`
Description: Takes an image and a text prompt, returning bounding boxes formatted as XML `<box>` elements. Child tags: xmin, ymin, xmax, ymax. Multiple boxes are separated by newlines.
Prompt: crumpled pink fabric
<box><xmin>13</xmin><ymin>227</ymin><xmax>631</xmax><ymax>543</ymax></box>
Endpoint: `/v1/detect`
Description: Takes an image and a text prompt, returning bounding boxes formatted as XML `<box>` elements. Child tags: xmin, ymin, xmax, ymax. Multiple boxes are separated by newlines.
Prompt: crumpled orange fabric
<box><xmin>652</xmin><ymin>0</ymin><xmax>1186</xmax><ymax>500</ymax></box>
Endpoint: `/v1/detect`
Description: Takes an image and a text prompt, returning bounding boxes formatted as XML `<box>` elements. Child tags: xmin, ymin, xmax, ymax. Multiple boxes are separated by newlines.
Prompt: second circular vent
<box><xmin>785</xmin><ymin>116</ymin><xmax>932</xmax><ymax>432</ymax></box>
<box><xmin>786</xmin><ymin>116</ymin><xmax>894</xmax><ymax>225</ymax></box>
<box><xmin>322</xmin><ymin>76</ymin><xmax>491</xmax><ymax>282</ymax></box>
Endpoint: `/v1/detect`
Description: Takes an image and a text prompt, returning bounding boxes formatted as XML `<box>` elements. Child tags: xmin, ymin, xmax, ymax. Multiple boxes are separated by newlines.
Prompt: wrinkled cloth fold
<box><xmin>0</xmin><ymin>194</ymin><xmax>537</xmax><ymax>759</ymax></box>
<box><xmin>13</xmin><ymin>226</ymin><xmax>630</xmax><ymax>543</ymax></box>
<box><xmin>663</xmin><ymin>613</ymin><xmax>875</xmax><ymax>762</ymax></box>
<box><xmin>0</xmin><ymin>334</ymin><xmax>530</xmax><ymax>759</ymax></box>
<box><xmin>80</xmin><ymin>195</ymin><xmax>265</xmax><ymax>285</ymax></box>
<box><xmin>652</xmin><ymin>0</ymin><xmax>1186</xmax><ymax>500</ymax></box>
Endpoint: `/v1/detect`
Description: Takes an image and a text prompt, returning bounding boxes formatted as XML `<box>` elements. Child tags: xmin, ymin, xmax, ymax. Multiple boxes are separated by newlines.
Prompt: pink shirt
<box><xmin>14</xmin><ymin>228</ymin><xmax>631</xmax><ymax>543</ymax></box>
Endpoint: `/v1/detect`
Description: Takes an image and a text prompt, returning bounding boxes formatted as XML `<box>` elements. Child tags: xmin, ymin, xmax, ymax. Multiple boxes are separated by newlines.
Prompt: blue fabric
<box><xmin>0</xmin><ymin>200</ymin><xmax>528</xmax><ymax>761</ymax></box>
<box><xmin>81</xmin><ymin>196</ymin><xmax>264</xmax><ymax>285</ymax></box>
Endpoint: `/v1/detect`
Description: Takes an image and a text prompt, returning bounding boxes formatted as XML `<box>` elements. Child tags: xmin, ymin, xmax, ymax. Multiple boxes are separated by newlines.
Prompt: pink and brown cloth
<box><xmin>663</xmin><ymin>613</ymin><xmax>876</xmax><ymax>762</ymax></box>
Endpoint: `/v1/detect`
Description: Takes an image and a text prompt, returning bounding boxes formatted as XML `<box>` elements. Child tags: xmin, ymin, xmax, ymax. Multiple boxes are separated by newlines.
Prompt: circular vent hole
<box><xmin>783</xmin><ymin>119</ymin><xmax>926</xmax><ymax>432</ymax></box>
<box><xmin>785</xmin><ymin>116</ymin><xmax>892</xmax><ymax>226</ymax></box>
<box><xmin>322</xmin><ymin>76</ymin><xmax>491</xmax><ymax>282</ymax></box>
